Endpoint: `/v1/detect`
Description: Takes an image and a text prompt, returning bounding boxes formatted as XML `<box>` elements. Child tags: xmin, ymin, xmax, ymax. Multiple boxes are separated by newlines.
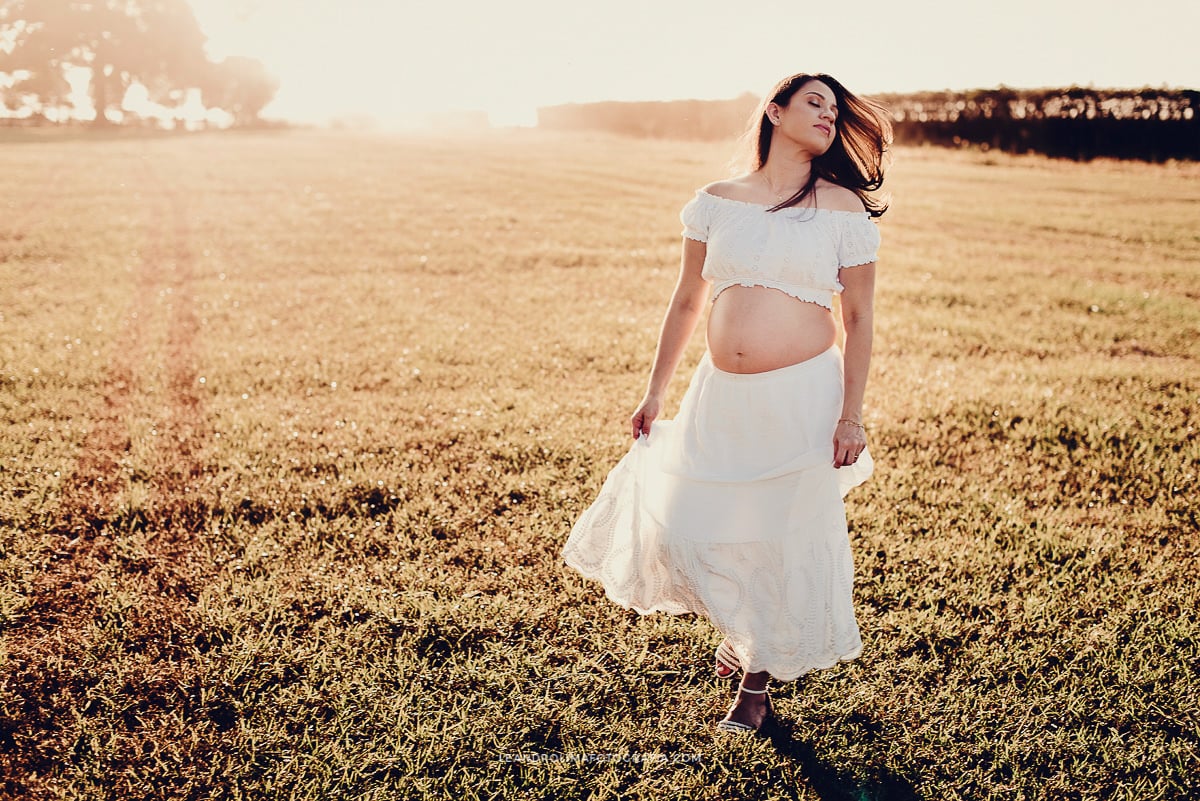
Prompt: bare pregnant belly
<box><xmin>707</xmin><ymin>286</ymin><xmax>836</xmax><ymax>373</ymax></box>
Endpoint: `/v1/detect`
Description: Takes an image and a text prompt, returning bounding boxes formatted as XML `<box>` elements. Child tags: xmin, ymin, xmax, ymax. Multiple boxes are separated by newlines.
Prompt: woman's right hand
<box><xmin>630</xmin><ymin>395</ymin><xmax>663</xmax><ymax>440</ymax></box>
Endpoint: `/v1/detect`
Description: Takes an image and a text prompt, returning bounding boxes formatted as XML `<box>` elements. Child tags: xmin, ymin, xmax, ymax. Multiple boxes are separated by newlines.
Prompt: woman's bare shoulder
<box><xmin>815</xmin><ymin>179</ymin><xmax>866</xmax><ymax>212</ymax></box>
<box><xmin>700</xmin><ymin>175</ymin><xmax>758</xmax><ymax>201</ymax></box>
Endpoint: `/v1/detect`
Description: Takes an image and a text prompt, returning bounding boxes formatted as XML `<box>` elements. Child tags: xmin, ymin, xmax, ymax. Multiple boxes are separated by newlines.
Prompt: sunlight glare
<box><xmin>12</xmin><ymin>0</ymin><xmax>1195</xmax><ymax>127</ymax></box>
<box><xmin>487</xmin><ymin>106</ymin><xmax>538</xmax><ymax>128</ymax></box>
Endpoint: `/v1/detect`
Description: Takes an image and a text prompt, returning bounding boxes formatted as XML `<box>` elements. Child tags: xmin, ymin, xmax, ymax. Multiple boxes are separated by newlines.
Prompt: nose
<box><xmin>820</xmin><ymin>107</ymin><xmax>835</xmax><ymax>122</ymax></box>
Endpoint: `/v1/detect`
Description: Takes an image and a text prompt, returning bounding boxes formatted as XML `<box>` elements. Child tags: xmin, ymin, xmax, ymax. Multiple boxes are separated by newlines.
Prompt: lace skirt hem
<box><xmin>562</xmin><ymin>347</ymin><xmax>871</xmax><ymax>679</ymax></box>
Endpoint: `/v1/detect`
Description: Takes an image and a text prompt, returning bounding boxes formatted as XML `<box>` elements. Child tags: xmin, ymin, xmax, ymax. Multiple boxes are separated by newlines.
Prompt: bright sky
<box><xmin>192</xmin><ymin>0</ymin><xmax>1200</xmax><ymax>127</ymax></box>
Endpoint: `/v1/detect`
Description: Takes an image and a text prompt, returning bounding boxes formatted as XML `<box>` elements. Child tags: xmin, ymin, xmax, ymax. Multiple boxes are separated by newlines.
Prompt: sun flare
<box><xmin>7</xmin><ymin>0</ymin><xmax>1197</xmax><ymax>126</ymax></box>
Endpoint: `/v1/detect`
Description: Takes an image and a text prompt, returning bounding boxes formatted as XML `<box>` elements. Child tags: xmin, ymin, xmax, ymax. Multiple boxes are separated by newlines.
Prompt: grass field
<box><xmin>1</xmin><ymin>129</ymin><xmax>1198</xmax><ymax>800</ymax></box>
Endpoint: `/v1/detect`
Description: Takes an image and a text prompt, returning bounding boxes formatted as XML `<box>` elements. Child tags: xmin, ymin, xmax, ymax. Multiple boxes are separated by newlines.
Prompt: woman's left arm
<box><xmin>834</xmin><ymin>261</ymin><xmax>875</xmax><ymax>467</ymax></box>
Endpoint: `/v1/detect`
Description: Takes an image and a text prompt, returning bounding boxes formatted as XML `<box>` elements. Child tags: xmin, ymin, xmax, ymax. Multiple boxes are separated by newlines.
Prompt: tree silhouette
<box><xmin>0</xmin><ymin>0</ymin><xmax>207</xmax><ymax>125</ymax></box>
<box><xmin>0</xmin><ymin>55</ymin><xmax>72</xmax><ymax>119</ymax></box>
<box><xmin>201</xmin><ymin>56</ymin><xmax>278</xmax><ymax>127</ymax></box>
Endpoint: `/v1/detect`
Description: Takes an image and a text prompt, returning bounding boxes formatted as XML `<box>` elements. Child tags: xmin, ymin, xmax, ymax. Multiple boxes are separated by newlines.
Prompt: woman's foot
<box><xmin>714</xmin><ymin>639</ymin><xmax>741</xmax><ymax>679</ymax></box>
<box><xmin>716</xmin><ymin>674</ymin><xmax>771</xmax><ymax>733</ymax></box>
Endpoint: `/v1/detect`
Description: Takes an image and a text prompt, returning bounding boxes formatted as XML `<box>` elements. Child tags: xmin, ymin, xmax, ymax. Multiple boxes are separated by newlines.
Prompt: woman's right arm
<box><xmin>630</xmin><ymin>237</ymin><xmax>710</xmax><ymax>439</ymax></box>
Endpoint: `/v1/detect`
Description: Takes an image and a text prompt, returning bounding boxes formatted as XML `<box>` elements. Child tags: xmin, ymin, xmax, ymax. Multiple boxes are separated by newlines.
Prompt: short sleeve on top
<box><xmin>837</xmin><ymin>214</ymin><xmax>880</xmax><ymax>268</ymax></box>
<box><xmin>679</xmin><ymin>192</ymin><xmax>712</xmax><ymax>243</ymax></box>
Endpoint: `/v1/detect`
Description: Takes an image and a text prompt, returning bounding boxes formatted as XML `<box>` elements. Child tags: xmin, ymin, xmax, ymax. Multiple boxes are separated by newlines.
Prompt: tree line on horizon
<box><xmin>0</xmin><ymin>0</ymin><xmax>278</xmax><ymax>128</ymax></box>
<box><xmin>539</xmin><ymin>87</ymin><xmax>1199</xmax><ymax>162</ymax></box>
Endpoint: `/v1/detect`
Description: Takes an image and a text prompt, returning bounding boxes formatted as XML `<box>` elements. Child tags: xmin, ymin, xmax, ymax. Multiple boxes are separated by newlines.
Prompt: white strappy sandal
<box><xmin>716</xmin><ymin>681</ymin><xmax>772</xmax><ymax>734</ymax></box>
<box><xmin>714</xmin><ymin>639</ymin><xmax>741</xmax><ymax>679</ymax></box>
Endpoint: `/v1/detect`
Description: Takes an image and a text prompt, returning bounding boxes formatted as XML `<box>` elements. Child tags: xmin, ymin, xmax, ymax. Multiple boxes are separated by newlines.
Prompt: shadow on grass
<box><xmin>764</xmin><ymin>717</ymin><xmax>920</xmax><ymax>801</ymax></box>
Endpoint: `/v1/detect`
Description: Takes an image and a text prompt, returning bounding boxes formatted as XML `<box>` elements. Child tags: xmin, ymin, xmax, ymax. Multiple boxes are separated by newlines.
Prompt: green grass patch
<box><xmin>1</xmin><ymin>131</ymin><xmax>1197</xmax><ymax>799</ymax></box>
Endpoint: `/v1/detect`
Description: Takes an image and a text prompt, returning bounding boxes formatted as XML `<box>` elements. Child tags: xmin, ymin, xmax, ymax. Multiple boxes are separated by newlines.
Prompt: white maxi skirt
<box><xmin>562</xmin><ymin>345</ymin><xmax>873</xmax><ymax>681</ymax></box>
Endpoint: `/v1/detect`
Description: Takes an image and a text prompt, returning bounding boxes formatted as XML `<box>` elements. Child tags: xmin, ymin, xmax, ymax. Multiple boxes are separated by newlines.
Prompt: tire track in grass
<box><xmin>161</xmin><ymin>182</ymin><xmax>208</xmax><ymax>505</ymax></box>
<box><xmin>136</xmin><ymin>166</ymin><xmax>217</xmax><ymax>606</ymax></box>
<box><xmin>34</xmin><ymin>160</ymin><xmax>164</xmax><ymax>604</ymax></box>
<box><xmin>45</xmin><ymin>159</ymin><xmax>211</xmax><ymax>568</ymax></box>
<box><xmin>1</xmin><ymin>156</ymin><xmax>219</xmax><ymax>796</ymax></box>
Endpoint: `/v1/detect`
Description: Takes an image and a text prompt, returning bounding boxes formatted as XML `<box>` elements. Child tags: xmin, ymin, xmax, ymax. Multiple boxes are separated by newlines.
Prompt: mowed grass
<box><xmin>0</xmin><ymin>129</ymin><xmax>1197</xmax><ymax>800</ymax></box>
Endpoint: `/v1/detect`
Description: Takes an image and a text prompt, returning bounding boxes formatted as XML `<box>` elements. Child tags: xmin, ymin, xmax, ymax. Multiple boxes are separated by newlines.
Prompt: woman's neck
<box><xmin>759</xmin><ymin>148</ymin><xmax>814</xmax><ymax>195</ymax></box>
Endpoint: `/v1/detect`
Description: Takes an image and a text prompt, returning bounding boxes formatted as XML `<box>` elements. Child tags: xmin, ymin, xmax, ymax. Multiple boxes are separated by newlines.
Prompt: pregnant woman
<box><xmin>562</xmin><ymin>72</ymin><xmax>892</xmax><ymax>733</ymax></box>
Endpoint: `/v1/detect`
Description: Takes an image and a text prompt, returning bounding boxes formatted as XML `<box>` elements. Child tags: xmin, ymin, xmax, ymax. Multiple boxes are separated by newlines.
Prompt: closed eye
<box><xmin>804</xmin><ymin>91</ymin><xmax>837</xmax><ymax>116</ymax></box>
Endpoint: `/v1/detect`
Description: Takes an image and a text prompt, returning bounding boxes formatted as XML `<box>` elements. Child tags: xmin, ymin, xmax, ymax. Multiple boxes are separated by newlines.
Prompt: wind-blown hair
<box><xmin>733</xmin><ymin>73</ymin><xmax>892</xmax><ymax>217</ymax></box>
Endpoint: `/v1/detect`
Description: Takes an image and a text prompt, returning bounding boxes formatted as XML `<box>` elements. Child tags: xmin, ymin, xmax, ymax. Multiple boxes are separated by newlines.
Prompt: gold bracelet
<box><xmin>837</xmin><ymin>418</ymin><xmax>865</xmax><ymax>429</ymax></box>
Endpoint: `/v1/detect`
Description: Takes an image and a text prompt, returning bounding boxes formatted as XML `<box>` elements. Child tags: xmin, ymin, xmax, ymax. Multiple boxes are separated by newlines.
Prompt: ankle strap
<box><xmin>738</xmin><ymin>683</ymin><xmax>769</xmax><ymax>695</ymax></box>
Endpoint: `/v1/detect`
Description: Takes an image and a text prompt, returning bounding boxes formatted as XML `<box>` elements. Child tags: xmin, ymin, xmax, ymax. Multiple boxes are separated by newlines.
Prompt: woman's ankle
<box><xmin>740</xmin><ymin>671</ymin><xmax>770</xmax><ymax>693</ymax></box>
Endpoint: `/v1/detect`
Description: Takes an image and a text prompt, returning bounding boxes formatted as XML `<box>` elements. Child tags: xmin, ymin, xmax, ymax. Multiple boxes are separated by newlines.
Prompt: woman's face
<box><xmin>770</xmin><ymin>79</ymin><xmax>838</xmax><ymax>155</ymax></box>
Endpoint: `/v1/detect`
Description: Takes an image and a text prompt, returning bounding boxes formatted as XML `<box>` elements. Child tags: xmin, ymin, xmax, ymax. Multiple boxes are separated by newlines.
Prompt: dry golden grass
<box><xmin>0</xmin><ymin>129</ymin><xmax>1197</xmax><ymax>800</ymax></box>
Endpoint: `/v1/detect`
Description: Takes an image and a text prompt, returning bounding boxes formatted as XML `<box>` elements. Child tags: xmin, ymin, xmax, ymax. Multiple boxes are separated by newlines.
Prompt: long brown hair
<box><xmin>735</xmin><ymin>73</ymin><xmax>892</xmax><ymax>217</ymax></box>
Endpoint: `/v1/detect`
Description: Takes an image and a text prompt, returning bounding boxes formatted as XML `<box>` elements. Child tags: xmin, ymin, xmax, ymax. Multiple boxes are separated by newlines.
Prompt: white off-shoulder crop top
<box><xmin>679</xmin><ymin>189</ymin><xmax>880</xmax><ymax>310</ymax></box>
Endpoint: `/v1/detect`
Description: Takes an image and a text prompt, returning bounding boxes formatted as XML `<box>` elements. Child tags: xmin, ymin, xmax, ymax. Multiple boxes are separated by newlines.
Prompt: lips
<box><xmin>815</xmin><ymin>124</ymin><xmax>831</xmax><ymax>136</ymax></box>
